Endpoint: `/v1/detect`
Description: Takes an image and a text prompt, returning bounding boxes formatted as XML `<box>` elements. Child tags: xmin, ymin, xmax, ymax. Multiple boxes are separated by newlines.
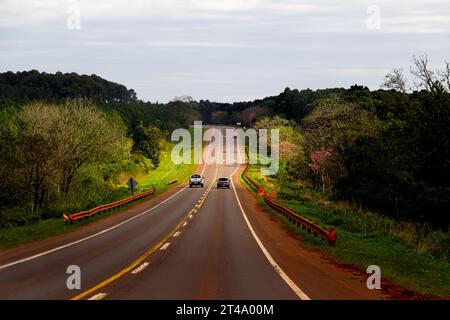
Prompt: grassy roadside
<box><xmin>0</xmin><ymin>142</ymin><xmax>198</xmax><ymax>250</ymax></box>
<box><xmin>243</xmin><ymin>164</ymin><xmax>450</xmax><ymax>297</ymax></box>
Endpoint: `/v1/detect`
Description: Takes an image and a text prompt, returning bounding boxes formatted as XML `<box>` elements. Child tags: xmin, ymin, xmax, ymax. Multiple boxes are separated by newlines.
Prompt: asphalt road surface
<box><xmin>0</xmin><ymin>127</ymin><xmax>387</xmax><ymax>300</ymax></box>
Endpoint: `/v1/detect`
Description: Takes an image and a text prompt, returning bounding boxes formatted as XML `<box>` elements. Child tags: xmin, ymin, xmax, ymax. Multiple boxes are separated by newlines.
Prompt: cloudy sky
<box><xmin>1</xmin><ymin>0</ymin><xmax>449</xmax><ymax>102</ymax></box>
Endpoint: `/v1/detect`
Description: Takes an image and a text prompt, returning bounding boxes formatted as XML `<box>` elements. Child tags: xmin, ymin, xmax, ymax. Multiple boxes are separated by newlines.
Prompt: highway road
<box><xmin>0</xmin><ymin>127</ymin><xmax>388</xmax><ymax>300</ymax></box>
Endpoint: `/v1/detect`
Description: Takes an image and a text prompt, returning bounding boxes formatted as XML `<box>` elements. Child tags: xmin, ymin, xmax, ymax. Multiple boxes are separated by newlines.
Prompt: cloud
<box><xmin>1</xmin><ymin>0</ymin><xmax>449</xmax><ymax>33</ymax></box>
<box><xmin>0</xmin><ymin>0</ymin><xmax>449</xmax><ymax>102</ymax></box>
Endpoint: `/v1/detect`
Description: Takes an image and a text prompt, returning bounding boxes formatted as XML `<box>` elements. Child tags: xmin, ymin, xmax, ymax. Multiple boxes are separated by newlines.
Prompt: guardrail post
<box><xmin>328</xmin><ymin>227</ymin><xmax>337</xmax><ymax>246</ymax></box>
<box><xmin>167</xmin><ymin>179</ymin><xmax>178</xmax><ymax>185</ymax></box>
<box><xmin>258</xmin><ymin>186</ymin><xmax>265</xmax><ymax>196</ymax></box>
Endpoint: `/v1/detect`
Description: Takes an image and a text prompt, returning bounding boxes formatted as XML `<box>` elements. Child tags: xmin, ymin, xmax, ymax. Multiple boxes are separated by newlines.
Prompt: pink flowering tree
<box><xmin>308</xmin><ymin>148</ymin><xmax>333</xmax><ymax>192</ymax></box>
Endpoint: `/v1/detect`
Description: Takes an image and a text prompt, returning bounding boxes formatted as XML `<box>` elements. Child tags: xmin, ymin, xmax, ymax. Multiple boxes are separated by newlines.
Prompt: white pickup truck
<box><xmin>189</xmin><ymin>174</ymin><xmax>204</xmax><ymax>188</ymax></box>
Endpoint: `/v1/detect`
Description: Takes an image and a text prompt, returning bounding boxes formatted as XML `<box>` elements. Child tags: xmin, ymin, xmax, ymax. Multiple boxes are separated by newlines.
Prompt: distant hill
<box><xmin>0</xmin><ymin>70</ymin><xmax>137</xmax><ymax>107</ymax></box>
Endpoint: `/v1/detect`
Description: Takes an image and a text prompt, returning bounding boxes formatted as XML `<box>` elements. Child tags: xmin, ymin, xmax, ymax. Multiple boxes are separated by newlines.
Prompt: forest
<box><xmin>199</xmin><ymin>56</ymin><xmax>450</xmax><ymax>229</ymax></box>
<box><xmin>0</xmin><ymin>54</ymin><xmax>449</xmax><ymax>230</ymax></box>
<box><xmin>0</xmin><ymin>71</ymin><xmax>200</xmax><ymax>228</ymax></box>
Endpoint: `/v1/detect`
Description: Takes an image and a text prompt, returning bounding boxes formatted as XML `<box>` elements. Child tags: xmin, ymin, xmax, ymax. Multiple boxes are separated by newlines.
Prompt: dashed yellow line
<box><xmin>71</xmin><ymin>165</ymin><xmax>218</xmax><ymax>301</ymax></box>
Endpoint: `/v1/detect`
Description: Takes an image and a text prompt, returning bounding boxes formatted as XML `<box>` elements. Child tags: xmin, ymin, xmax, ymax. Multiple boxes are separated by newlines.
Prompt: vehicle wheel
<box><xmin>201</xmin><ymin>184</ymin><xmax>204</xmax><ymax>187</ymax></box>
<box><xmin>189</xmin><ymin>184</ymin><xmax>192</xmax><ymax>188</ymax></box>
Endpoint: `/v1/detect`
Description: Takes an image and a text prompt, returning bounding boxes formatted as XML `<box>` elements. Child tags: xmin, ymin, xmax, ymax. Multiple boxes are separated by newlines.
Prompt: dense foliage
<box><xmin>198</xmin><ymin>87</ymin><xmax>346</xmax><ymax>126</ymax></box>
<box><xmin>105</xmin><ymin>99</ymin><xmax>200</xmax><ymax>133</ymax></box>
<box><xmin>192</xmin><ymin>56</ymin><xmax>450</xmax><ymax>229</ymax></box>
<box><xmin>0</xmin><ymin>70</ymin><xmax>137</xmax><ymax>106</ymax></box>
<box><xmin>1</xmin><ymin>66</ymin><xmax>448</xmax><ymax>229</ymax></box>
<box><xmin>132</xmin><ymin>124</ymin><xmax>162</xmax><ymax>168</ymax></box>
<box><xmin>0</xmin><ymin>101</ymin><xmax>133</xmax><ymax>226</ymax></box>
<box><xmin>0</xmin><ymin>71</ymin><xmax>203</xmax><ymax>228</ymax></box>
<box><xmin>0</xmin><ymin>70</ymin><xmax>200</xmax><ymax>133</ymax></box>
<box><xmin>245</xmin><ymin>85</ymin><xmax>450</xmax><ymax>228</ymax></box>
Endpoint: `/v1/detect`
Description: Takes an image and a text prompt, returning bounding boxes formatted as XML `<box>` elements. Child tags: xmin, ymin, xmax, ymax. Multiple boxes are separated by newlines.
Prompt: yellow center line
<box><xmin>71</xmin><ymin>164</ymin><xmax>219</xmax><ymax>300</ymax></box>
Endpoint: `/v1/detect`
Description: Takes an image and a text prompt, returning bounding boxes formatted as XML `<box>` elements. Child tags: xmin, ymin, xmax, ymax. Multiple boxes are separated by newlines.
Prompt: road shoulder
<box><xmin>232</xmin><ymin>166</ymin><xmax>393</xmax><ymax>300</ymax></box>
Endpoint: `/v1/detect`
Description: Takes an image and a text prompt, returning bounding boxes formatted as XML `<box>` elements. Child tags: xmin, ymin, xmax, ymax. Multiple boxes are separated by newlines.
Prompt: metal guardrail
<box><xmin>63</xmin><ymin>187</ymin><xmax>156</xmax><ymax>224</ymax></box>
<box><xmin>242</xmin><ymin>163</ymin><xmax>337</xmax><ymax>246</ymax></box>
<box><xmin>167</xmin><ymin>178</ymin><xmax>178</xmax><ymax>185</ymax></box>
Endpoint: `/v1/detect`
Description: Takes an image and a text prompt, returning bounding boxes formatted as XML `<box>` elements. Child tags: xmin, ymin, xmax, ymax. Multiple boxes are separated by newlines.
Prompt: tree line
<box><xmin>235</xmin><ymin>55</ymin><xmax>449</xmax><ymax>229</ymax></box>
<box><xmin>1</xmin><ymin>59</ymin><xmax>448</xmax><ymax>228</ymax></box>
<box><xmin>0</xmin><ymin>70</ymin><xmax>137</xmax><ymax>107</ymax></box>
<box><xmin>197</xmin><ymin>88</ymin><xmax>346</xmax><ymax>126</ymax></box>
<box><xmin>0</xmin><ymin>71</ymin><xmax>205</xmax><ymax>227</ymax></box>
<box><xmin>0</xmin><ymin>71</ymin><xmax>201</xmax><ymax>134</ymax></box>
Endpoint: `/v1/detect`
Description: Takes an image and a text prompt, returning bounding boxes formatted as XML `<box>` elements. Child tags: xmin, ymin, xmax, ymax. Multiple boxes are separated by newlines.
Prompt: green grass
<box><xmin>135</xmin><ymin>142</ymin><xmax>198</xmax><ymax>195</ymax></box>
<box><xmin>242</xmin><ymin>164</ymin><xmax>450</xmax><ymax>297</ymax></box>
<box><xmin>0</xmin><ymin>142</ymin><xmax>197</xmax><ymax>250</ymax></box>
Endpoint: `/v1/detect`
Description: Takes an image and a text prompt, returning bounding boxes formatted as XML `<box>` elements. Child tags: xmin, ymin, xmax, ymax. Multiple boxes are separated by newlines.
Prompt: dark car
<box><xmin>217</xmin><ymin>177</ymin><xmax>230</xmax><ymax>189</ymax></box>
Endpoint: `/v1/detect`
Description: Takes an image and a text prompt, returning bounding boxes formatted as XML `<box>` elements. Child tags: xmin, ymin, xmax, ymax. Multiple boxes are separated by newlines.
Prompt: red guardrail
<box><xmin>63</xmin><ymin>187</ymin><xmax>156</xmax><ymax>224</ymax></box>
<box><xmin>242</xmin><ymin>163</ymin><xmax>337</xmax><ymax>246</ymax></box>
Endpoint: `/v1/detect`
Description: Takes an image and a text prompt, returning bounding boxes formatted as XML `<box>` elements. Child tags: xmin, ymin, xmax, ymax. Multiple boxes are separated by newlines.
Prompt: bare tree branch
<box><xmin>382</xmin><ymin>68</ymin><xmax>408</xmax><ymax>93</ymax></box>
<box><xmin>410</xmin><ymin>54</ymin><xmax>437</xmax><ymax>93</ymax></box>
<box><xmin>437</xmin><ymin>61</ymin><xmax>450</xmax><ymax>92</ymax></box>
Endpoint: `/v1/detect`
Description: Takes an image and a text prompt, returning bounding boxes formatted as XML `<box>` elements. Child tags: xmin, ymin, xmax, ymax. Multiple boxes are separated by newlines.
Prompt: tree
<box><xmin>16</xmin><ymin>103</ymin><xmax>63</xmax><ymax>212</ymax></box>
<box><xmin>210</xmin><ymin>111</ymin><xmax>229</xmax><ymax>124</ymax></box>
<box><xmin>438</xmin><ymin>61</ymin><xmax>450</xmax><ymax>91</ymax></box>
<box><xmin>132</xmin><ymin>124</ymin><xmax>162</xmax><ymax>167</ymax></box>
<box><xmin>411</xmin><ymin>54</ymin><xmax>438</xmax><ymax>93</ymax></box>
<box><xmin>381</xmin><ymin>55</ymin><xmax>450</xmax><ymax>95</ymax></box>
<box><xmin>382</xmin><ymin>68</ymin><xmax>408</xmax><ymax>93</ymax></box>
<box><xmin>308</xmin><ymin>148</ymin><xmax>333</xmax><ymax>193</ymax></box>
<box><xmin>253</xmin><ymin>115</ymin><xmax>302</xmax><ymax>160</ymax></box>
<box><xmin>172</xmin><ymin>95</ymin><xmax>194</xmax><ymax>103</ymax></box>
<box><xmin>236</xmin><ymin>106</ymin><xmax>271</xmax><ymax>126</ymax></box>
<box><xmin>14</xmin><ymin>101</ymin><xmax>125</xmax><ymax>211</ymax></box>
<box><xmin>55</xmin><ymin>100</ymin><xmax>126</xmax><ymax>193</ymax></box>
<box><xmin>0</xmin><ymin>71</ymin><xmax>138</xmax><ymax>107</ymax></box>
<box><xmin>0</xmin><ymin>108</ymin><xmax>19</xmax><ymax>208</ymax></box>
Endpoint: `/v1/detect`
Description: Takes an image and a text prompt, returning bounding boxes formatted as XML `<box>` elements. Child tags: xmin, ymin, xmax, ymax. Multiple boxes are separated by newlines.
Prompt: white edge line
<box><xmin>88</xmin><ymin>293</ymin><xmax>108</xmax><ymax>300</ymax></box>
<box><xmin>131</xmin><ymin>262</ymin><xmax>150</xmax><ymax>274</ymax></box>
<box><xmin>230</xmin><ymin>131</ymin><xmax>242</xmax><ymax>177</ymax></box>
<box><xmin>0</xmin><ymin>187</ymin><xmax>186</xmax><ymax>271</ymax></box>
<box><xmin>230</xmin><ymin>174</ymin><xmax>311</xmax><ymax>300</ymax></box>
<box><xmin>160</xmin><ymin>243</ymin><xmax>171</xmax><ymax>250</ymax></box>
<box><xmin>0</xmin><ymin>155</ymin><xmax>209</xmax><ymax>271</ymax></box>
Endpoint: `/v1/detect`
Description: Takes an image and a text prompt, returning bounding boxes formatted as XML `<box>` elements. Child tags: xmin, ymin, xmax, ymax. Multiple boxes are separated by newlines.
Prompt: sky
<box><xmin>0</xmin><ymin>0</ymin><xmax>449</xmax><ymax>103</ymax></box>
